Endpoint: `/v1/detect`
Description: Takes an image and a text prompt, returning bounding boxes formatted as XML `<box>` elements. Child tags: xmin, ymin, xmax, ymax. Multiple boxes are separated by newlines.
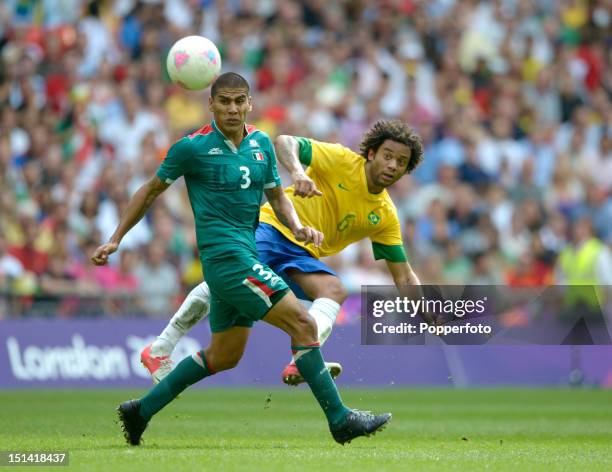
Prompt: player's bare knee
<box><xmin>211</xmin><ymin>355</ymin><xmax>241</xmax><ymax>372</ymax></box>
<box><xmin>205</xmin><ymin>349</ymin><xmax>242</xmax><ymax>372</ymax></box>
<box><xmin>219</xmin><ymin>355</ymin><xmax>241</xmax><ymax>371</ymax></box>
<box><xmin>326</xmin><ymin>280</ymin><xmax>348</xmax><ymax>304</ymax></box>
<box><xmin>292</xmin><ymin>311</ymin><xmax>318</xmax><ymax>343</ymax></box>
<box><xmin>312</xmin><ymin>277</ymin><xmax>347</xmax><ymax>304</ymax></box>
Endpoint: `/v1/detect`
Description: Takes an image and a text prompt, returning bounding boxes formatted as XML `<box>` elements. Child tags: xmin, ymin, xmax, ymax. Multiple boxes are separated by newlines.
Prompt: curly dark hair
<box><xmin>359</xmin><ymin>120</ymin><xmax>424</xmax><ymax>173</ymax></box>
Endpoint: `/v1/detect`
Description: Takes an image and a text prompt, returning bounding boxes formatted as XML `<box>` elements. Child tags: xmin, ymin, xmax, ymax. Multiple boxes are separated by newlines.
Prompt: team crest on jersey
<box><xmin>249</xmin><ymin>139</ymin><xmax>258</xmax><ymax>148</ymax></box>
<box><xmin>252</xmin><ymin>151</ymin><xmax>265</xmax><ymax>161</ymax></box>
<box><xmin>368</xmin><ymin>211</ymin><xmax>381</xmax><ymax>225</ymax></box>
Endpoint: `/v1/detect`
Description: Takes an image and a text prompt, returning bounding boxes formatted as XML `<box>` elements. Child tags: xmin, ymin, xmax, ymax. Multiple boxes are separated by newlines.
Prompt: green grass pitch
<box><xmin>1</xmin><ymin>388</ymin><xmax>611</xmax><ymax>471</ymax></box>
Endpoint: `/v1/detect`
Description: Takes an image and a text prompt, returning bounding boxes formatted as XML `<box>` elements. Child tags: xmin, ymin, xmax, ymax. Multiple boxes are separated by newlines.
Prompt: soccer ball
<box><xmin>166</xmin><ymin>35</ymin><xmax>221</xmax><ymax>91</ymax></box>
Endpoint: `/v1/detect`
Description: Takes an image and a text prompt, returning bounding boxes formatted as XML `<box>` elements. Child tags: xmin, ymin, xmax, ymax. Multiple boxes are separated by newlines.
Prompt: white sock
<box><xmin>151</xmin><ymin>282</ymin><xmax>211</xmax><ymax>357</ymax></box>
<box><xmin>290</xmin><ymin>297</ymin><xmax>340</xmax><ymax>364</ymax></box>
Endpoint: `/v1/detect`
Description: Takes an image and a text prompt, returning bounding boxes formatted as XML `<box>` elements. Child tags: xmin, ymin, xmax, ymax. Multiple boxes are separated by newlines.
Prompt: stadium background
<box><xmin>0</xmin><ymin>0</ymin><xmax>611</xmax><ymax>388</ymax></box>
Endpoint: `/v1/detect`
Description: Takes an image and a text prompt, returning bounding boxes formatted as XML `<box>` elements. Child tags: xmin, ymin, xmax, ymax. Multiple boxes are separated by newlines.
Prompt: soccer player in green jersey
<box><xmin>91</xmin><ymin>73</ymin><xmax>391</xmax><ymax>446</ymax></box>
<box><xmin>142</xmin><ymin>120</ymin><xmax>425</xmax><ymax>385</ymax></box>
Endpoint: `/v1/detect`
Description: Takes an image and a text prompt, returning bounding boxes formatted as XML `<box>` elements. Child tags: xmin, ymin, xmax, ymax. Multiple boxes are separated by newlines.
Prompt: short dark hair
<box><xmin>359</xmin><ymin>120</ymin><xmax>424</xmax><ymax>173</ymax></box>
<box><xmin>211</xmin><ymin>72</ymin><xmax>250</xmax><ymax>96</ymax></box>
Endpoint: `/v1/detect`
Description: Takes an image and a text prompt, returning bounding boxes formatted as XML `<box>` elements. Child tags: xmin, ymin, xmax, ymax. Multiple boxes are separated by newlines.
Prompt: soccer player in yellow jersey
<box><xmin>142</xmin><ymin>120</ymin><xmax>424</xmax><ymax>385</ymax></box>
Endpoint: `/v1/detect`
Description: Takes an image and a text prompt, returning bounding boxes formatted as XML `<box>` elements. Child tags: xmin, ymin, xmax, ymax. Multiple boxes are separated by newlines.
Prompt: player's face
<box><xmin>366</xmin><ymin>139</ymin><xmax>411</xmax><ymax>192</ymax></box>
<box><xmin>209</xmin><ymin>88</ymin><xmax>252</xmax><ymax>135</ymax></box>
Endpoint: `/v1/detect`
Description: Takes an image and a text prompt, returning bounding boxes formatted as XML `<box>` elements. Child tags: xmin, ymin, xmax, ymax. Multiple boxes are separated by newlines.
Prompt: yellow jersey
<box><xmin>259</xmin><ymin>137</ymin><xmax>407</xmax><ymax>262</ymax></box>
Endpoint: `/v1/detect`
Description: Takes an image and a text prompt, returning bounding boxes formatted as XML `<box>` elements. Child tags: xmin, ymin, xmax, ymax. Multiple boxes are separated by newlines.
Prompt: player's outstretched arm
<box><xmin>386</xmin><ymin>260</ymin><xmax>421</xmax><ymax>288</ymax></box>
<box><xmin>91</xmin><ymin>175</ymin><xmax>170</xmax><ymax>265</ymax></box>
<box><xmin>274</xmin><ymin>135</ymin><xmax>322</xmax><ymax>198</ymax></box>
<box><xmin>264</xmin><ymin>186</ymin><xmax>323</xmax><ymax>247</ymax></box>
<box><xmin>387</xmin><ymin>260</ymin><xmax>444</xmax><ymax>325</ymax></box>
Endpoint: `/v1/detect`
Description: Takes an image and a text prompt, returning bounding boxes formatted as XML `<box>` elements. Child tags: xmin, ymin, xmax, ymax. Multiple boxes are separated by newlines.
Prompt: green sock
<box><xmin>139</xmin><ymin>351</ymin><xmax>213</xmax><ymax>421</ymax></box>
<box><xmin>293</xmin><ymin>346</ymin><xmax>350</xmax><ymax>427</ymax></box>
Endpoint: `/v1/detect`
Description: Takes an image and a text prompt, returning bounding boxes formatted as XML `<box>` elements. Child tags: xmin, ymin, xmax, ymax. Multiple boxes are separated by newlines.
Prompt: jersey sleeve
<box><xmin>370</xmin><ymin>213</ymin><xmax>408</xmax><ymax>263</ymax></box>
<box><xmin>264</xmin><ymin>137</ymin><xmax>282</xmax><ymax>189</ymax></box>
<box><xmin>156</xmin><ymin>137</ymin><xmax>193</xmax><ymax>184</ymax></box>
<box><xmin>294</xmin><ymin>137</ymin><xmax>352</xmax><ymax>176</ymax></box>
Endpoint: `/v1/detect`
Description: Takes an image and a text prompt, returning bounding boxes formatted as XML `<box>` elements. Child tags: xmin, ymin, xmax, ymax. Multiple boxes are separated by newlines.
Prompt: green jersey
<box><xmin>156</xmin><ymin>121</ymin><xmax>281</xmax><ymax>262</ymax></box>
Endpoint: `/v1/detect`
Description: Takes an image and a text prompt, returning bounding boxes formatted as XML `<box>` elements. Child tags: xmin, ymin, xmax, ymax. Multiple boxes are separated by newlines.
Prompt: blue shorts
<box><xmin>255</xmin><ymin>223</ymin><xmax>336</xmax><ymax>300</ymax></box>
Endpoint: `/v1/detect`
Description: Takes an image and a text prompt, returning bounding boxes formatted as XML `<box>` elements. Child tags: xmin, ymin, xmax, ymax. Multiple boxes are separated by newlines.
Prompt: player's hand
<box><xmin>293</xmin><ymin>226</ymin><xmax>323</xmax><ymax>247</ymax></box>
<box><xmin>291</xmin><ymin>171</ymin><xmax>322</xmax><ymax>198</ymax></box>
<box><xmin>91</xmin><ymin>242</ymin><xmax>119</xmax><ymax>266</ymax></box>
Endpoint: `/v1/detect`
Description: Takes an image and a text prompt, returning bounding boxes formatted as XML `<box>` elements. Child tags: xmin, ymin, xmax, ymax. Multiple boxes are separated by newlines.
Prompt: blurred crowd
<box><xmin>0</xmin><ymin>0</ymin><xmax>610</xmax><ymax>318</ymax></box>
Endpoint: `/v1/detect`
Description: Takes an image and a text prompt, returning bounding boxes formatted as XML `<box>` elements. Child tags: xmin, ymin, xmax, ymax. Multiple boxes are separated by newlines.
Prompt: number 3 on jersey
<box><xmin>239</xmin><ymin>166</ymin><xmax>251</xmax><ymax>189</ymax></box>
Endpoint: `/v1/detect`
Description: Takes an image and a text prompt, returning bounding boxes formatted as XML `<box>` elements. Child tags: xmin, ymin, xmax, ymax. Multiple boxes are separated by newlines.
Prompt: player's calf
<box><xmin>263</xmin><ymin>290</ymin><xmax>318</xmax><ymax>345</ymax></box>
<box><xmin>284</xmin><ymin>307</ymin><xmax>319</xmax><ymax>346</ymax></box>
